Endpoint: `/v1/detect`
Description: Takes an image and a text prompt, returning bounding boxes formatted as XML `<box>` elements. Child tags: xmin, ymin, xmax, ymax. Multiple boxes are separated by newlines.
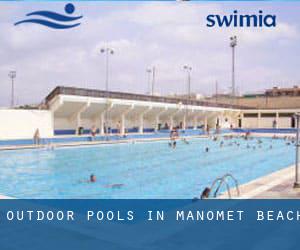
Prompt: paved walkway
<box><xmin>220</xmin><ymin>165</ymin><xmax>300</xmax><ymax>199</ymax></box>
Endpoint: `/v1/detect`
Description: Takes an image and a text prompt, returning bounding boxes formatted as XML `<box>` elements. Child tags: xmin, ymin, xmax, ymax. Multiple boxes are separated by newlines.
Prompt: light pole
<box><xmin>100</xmin><ymin>47</ymin><xmax>114</xmax><ymax>93</ymax></box>
<box><xmin>215</xmin><ymin>80</ymin><xmax>218</xmax><ymax>103</ymax></box>
<box><xmin>183</xmin><ymin>65</ymin><xmax>192</xmax><ymax>130</ymax></box>
<box><xmin>146</xmin><ymin>68</ymin><xmax>152</xmax><ymax>95</ymax></box>
<box><xmin>100</xmin><ymin>47</ymin><xmax>114</xmax><ymax>136</ymax></box>
<box><xmin>294</xmin><ymin>113</ymin><xmax>300</xmax><ymax>188</ymax></box>
<box><xmin>230</xmin><ymin>36</ymin><xmax>237</xmax><ymax>98</ymax></box>
<box><xmin>8</xmin><ymin>71</ymin><xmax>16</xmax><ymax>108</ymax></box>
<box><xmin>183</xmin><ymin>65</ymin><xmax>192</xmax><ymax>102</ymax></box>
<box><xmin>152</xmin><ymin>66</ymin><xmax>156</xmax><ymax>96</ymax></box>
<box><xmin>146</xmin><ymin>66</ymin><xmax>156</xmax><ymax>95</ymax></box>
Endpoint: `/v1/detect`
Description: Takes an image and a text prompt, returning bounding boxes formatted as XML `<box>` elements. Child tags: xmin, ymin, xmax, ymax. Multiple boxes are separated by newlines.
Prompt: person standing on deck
<box><xmin>33</xmin><ymin>128</ymin><xmax>41</xmax><ymax>145</ymax></box>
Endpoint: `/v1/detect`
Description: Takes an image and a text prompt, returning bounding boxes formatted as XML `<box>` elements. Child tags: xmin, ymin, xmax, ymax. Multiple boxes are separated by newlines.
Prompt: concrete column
<box><xmin>154</xmin><ymin>107</ymin><xmax>168</xmax><ymax>132</ymax></box>
<box><xmin>240</xmin><ymin>113</ymin><xmax>244</xmax><ymax>128</ymax></box>
<box><xmin>257</xmin><ymin>112</ymin><xmax>261</xmax><ymax>128</ymax></box>
<box><xmin>204</xmin><ymin>116</ymin><xmax>208</xmax><ymax>131</ymax></box>
<box><xmin>70</xmin><ymin>102</ymin><xmax>90</xmax><ymax>135</ymax></box>
<box><xmin>193</xmin><ymin>116</ymin><xmax>198</xmax><ymax>130</ymax></box>
<box><xmin>121</xmin><ymin>113</ymin><xmax>125</xmax><ymax>135</ymax></box>
<box><xmin>182</xmin><ymin>115</ymin><xmax>186</xmax><ymax>130</ymax></box>
<box><xmin>138</xmin><ymin>107</ymin><xmax>152</xmax><ymax>134</ymax></box>
<box><xmin>155</xmin><ymin>115</ymin><xmax>160</xmax><ymax>131</ymax></box>
<box><xmin>138</xmin><ymin>114</ymin><xmax>144</xmax><ymax>134</ymax></box>
<box><xmin>169</xmin><ymin>116</ymin><xmax>174</xmax><ymax>130</ymax></box>
<box><xmin>99</xmin><ymin>112</ymin><xmax>105</xmax><ymax>135</ymax></box>
<box><xmin>276</xmin><ymin>112</ymin><xmax>279</xmax><ymax>129</ymax></box>
<box><xmin>76</xmin><ymin>113</ymin><xmax>81</xmax><ymax>135</ymax></box>
<box><xmin>118</xmin><ymin>105</ymin><xmax>134</xmax><ymax>135</ymax></box>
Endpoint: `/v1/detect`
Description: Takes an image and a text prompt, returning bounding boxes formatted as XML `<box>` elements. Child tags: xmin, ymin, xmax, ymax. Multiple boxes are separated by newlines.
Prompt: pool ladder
<box><xmin>209</xmin><ymin>173</ymin><xmax>240</xmax><ymax>199</ymax></box>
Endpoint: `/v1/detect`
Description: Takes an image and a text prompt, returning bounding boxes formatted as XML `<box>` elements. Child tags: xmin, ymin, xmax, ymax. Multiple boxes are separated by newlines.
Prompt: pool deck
<box><xmin>219</xmin><ymin>165</ymin><xmax>300</xmax><ymax>199</ymax></box>
<box><xmin>0</xmin><ymin>134</ymin><xmax>212</xmax><ymax>151</ymax></box>
<box><xmin>0</xmin><ymin>132</ymin><xmax>295</xmax><ymax>151</ymax></box>
<box><xmin>0</xmin><ymin>194</ymin><xmax>13</xmax><ymax>199</ymax></box>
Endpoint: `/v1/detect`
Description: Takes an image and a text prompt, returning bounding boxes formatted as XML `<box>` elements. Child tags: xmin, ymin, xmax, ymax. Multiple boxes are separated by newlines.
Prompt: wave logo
<box><xmin>14</xmin><ymin>3</ymin><xmax>82</xmax><ymax>29</ymax></box>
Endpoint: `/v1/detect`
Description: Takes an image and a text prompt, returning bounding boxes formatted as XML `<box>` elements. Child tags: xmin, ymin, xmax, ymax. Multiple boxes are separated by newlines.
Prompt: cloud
<box><xmin>0</xmin><ymin>2</ymin><xmax>300</xmax><ymax>106</ymax></box>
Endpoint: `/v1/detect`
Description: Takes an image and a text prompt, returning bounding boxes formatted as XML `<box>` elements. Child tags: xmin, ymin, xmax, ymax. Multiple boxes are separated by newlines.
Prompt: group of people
<box><xmin>168</xmin><ymin>128</ymin><xmax>191</xmax><ymax>148</ymax></box>
<box><xmin>82</xmin><ymin>121</ymin><xmax>127</xmax><ymax>140</ymax></box>
<box><xmin>210</xmin><ymin>131</ymin><xmax>298</xmax><ymax>154</ymax></box>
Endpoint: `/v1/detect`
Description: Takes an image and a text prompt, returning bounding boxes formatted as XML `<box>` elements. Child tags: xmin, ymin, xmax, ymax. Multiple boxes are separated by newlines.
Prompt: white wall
<box><xmin>0</xmin><ymin>109</ymin><xmax>53</xmax><ymax>140</ymax></box>
<box><xmin>218</xmin><ymin>116</ymin><xmax>237</xmax><ymax>129</ymax></box>
<box><xmin>259</xmin><ymin>117</ymin><xmax>275</xmax><ymax>128</ymax></box>
<box><xmin>278</xmin><ymin>117</ymin><xmax>291</xmax><ymax>128</ymax></box>
<box><xmin>54</xmin><ymin>117</ymin><xmax>76</xmax><ymax>130</ymax></box>
<box><xmin>242</xmin><ymin>117</ymin><xmax>292</xmax><ymax>128</ymax></box>
<box><xmin>242</xmin><ymin>118</ymin><xmax>259</xmax><ymax>128</ymax></box>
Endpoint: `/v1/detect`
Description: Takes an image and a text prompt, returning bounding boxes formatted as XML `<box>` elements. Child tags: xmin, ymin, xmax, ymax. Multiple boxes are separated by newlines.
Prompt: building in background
<box><xmin>265</xmin><ymin>86</ymin><xmax>300</xmax><ymax>97</ymax></box>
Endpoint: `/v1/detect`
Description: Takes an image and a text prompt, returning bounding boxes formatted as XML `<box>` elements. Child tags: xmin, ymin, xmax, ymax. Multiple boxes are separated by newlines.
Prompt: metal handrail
<box><xmin>209</xmin><ymin>173</ymin><xmax>240</xmax><ymax>198</ymax></box>
<box><xmin>222</xmin><ymin>173</ymin><xmax>240</xmax><ymax>197</ymax></box>
<box><xmin>210</xmin><ymin>177</ymin><xmax>232</xmax><ymax>198</ymax></box>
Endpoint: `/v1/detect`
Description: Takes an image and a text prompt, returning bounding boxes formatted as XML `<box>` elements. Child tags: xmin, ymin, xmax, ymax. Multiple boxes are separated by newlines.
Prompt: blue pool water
<box><xmin>0</xmin><ymin>137</ymin><xmax>295</xmax><ymax>198</ymax></box>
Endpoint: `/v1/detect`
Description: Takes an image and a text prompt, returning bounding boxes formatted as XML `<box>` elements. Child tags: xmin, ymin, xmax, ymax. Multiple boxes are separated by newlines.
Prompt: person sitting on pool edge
<box><xmin>90</xmin><ymin>174</ymin><xmax>96</xmax><ymax>183</ymax></box>
<box><xmin>200</xmin><ymin>187</ymin><xmax>211</xmax><ymax>199</ymax></box>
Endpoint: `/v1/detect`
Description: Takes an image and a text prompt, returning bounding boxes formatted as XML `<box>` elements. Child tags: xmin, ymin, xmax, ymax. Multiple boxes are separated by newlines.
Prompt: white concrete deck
<box><xmin>0</xmin><ymin>133</ymin><xmax>212</xmax><ymax>151</ymax></box>
<box><xmin>219</xmin><ymin>165</ymin><xmax>300</xmax><ymax>199</ymax></box>
<box><xmin>50</xmin><ymin>93</ymin><xmax>239</xmax><ymax>136</ymax></box>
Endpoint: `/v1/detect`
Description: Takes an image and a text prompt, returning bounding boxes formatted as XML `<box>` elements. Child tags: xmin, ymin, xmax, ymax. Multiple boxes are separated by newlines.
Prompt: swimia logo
<box><xmin>14</xmin><ymin>3</ymin><xmax>83</xmax><ymax>29</ymax></box>
<box><xmin>206</xmin><ymin>10</ymin><xmax>276</xmax><ymax>28</ymax></box>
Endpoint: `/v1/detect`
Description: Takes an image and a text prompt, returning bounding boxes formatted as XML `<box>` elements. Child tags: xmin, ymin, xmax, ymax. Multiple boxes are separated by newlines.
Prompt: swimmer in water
<box><xmin>205</xmin><ymin>147</ymin><xmax>209</xmax><ymax>153</ymax></box>
<box><xmin>246</xmin><ymin>144</ymin><xmax>250</xmax><ymax>149</ymax></box>
<box><xmin>106</xmin><ymin>184</ymin><xmax>124</xmax><ymax>189</ymax></box>
<box><xmin>182</xmin><ymin>138</ymin><xmax>190</xmax><ymax>145</ymax></box>
<box><xmin>78</xmin><ymin>174</ymin><xmax>96</xmax><ymax>184</ymax></box>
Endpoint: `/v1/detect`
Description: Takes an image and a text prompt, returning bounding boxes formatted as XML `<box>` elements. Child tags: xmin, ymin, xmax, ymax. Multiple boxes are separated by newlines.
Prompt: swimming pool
<box><xmin>0</xmin><ymin>136</ymin><xmax>295</xmax><ymax>198</ymax></box>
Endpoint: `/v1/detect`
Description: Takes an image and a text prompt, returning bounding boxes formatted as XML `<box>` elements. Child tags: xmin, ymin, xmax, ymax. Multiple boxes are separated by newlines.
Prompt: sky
<box><xmin>0</xmin><ymin>1</ymin><xmax>300</xmax><ymax>107</ymax></box>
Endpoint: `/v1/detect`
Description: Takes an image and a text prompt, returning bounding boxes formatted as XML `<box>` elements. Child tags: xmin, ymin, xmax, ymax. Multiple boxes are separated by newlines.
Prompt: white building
<box><xmin>47</xmin><ymin>87</ymin><xmax>239</xmax><ymax>136</ymax></box>
<box><xmin>0</xmin><ymin>86</ymin><xmax>299</xmax><ymax>140</ymax></box>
